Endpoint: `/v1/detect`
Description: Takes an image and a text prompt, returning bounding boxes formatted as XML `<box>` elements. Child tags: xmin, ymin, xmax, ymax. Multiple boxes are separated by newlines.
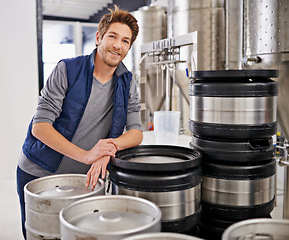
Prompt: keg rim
<box><xmin>111</xmin><ymin>145</ymin><xmax>201</xmax><ymax>171</ymax></box>
<box><xmin>24</xmin><ymin>174</ymin><xmax>104</xmax><ymax>200</ymax></box>
<box><xmin>59</xmin><ymin>195</ymin><xmax>162</xmax><ymax>236</ymax></box>
<box><xmin>190</xmin><ymin>69</ymin><xmax>279</xmax><ymax>79</ymax></box>
<box><xmin>222</xmin><ymin>218</ymin><xmax>289</xmax><ymax>239</ymax></box>
<box><xmin>123</xmin><ymin>232</ymin><xmax>203</xmax><ymax>240</ymax></box>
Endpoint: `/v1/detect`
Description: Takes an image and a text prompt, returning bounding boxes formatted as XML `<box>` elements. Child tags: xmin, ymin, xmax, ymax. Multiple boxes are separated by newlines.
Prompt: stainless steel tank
<box><xmin>167</xmin><ymin>0</ymin><xmax>226</xmax><ymax>133</ymax></box>
<box><xmin>124</xmin><ymin>5</ymin><xmax>167</xmax><ymax>128</ymax></box>
<box><xmin>168</xmin><ymin>0</ymin><xmax>226</xmax><ymax>70</ymax></box>
<box><xmin>243</xmin><ymin>0</ymin><xmax>289</xmax><ymax>141</ymax></box>
<box><xmin>128</xmin><ymin>5</ymin><xmax>167</xmax><ymax>74</ymax></box>
<box><xmin>24</xmin><ymin>174</ymin><xmax>105</xmax><ymax>240</ymax></box>
<box><xmin>59</xmin><ymin>195</ymin><xmax>162</xmax><ymax>240</ymax></box>
<box><xmin>243</xmin><ymin>0</ymin><xmax>289</xmax><ymax>219</ymax></box>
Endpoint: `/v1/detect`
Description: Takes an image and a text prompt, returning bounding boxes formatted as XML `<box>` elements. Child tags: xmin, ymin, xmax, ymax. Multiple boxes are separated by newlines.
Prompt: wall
<box><xmin>0</xmin><ymin>0</ymin><xmax>38</xmax><ymax>181</ymax></box>
<box><xmin>0</xmin><ymin>0</ymin><xmax>38</xmax><ymax>238</ymax></box>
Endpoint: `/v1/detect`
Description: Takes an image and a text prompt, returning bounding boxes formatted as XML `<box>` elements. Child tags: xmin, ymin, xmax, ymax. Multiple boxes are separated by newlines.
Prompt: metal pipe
<box><xmin>36</xmin><ymin>0</ymin><xmax>43</xmax><ymax>94</ymax></box>
<box><xmin>225</xmin><ymin>0</ymin><xmax>243</xmax><ymax>69</ymax></box>
<box><xmin>276</xmin><ymin>144</ymin><xmax>289</xmax><ymax>219</ymax></box>
<box><xmin>283</xmin><ymin>146</ymin><xmax>289</xmax><ymax>219</ymax></box>
<box><xmin>165</xmin><ymin>64</ymin><xmax>170</xmax><ymax>111</ymax></box>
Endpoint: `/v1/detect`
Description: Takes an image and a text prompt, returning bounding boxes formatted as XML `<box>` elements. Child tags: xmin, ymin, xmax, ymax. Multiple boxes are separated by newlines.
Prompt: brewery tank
<box><xmin>168</xmin><ymin>0</ymin><xmax>226</xmax><ymax>71</ymax></box>
<box><xmin>167</xmin><ymin>0</ymin><xmax>226</xmax><ymax>133</ymax></box>
<box><xmin>242</xmin><ymin>0</ymin><xmax>289</xmax><ymax>219</ymax></box>
<box><xmin>128</xmin><ymin>5</ymin><xmax>167</xmax><ymax>74</ymax></box>
<box><xmin>243</xmin><ymin>0</ymin><xmax>289</xmax><ymax>141</ymax></box>
<box><xmin>124</xmin><ymin>5</ymin><xmax>167</xmax><ymax>128</ymax></box>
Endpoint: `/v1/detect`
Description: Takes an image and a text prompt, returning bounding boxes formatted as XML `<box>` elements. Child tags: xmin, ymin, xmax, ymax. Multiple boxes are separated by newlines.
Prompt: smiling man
<box><xmin>16</xmin><ymin>5</ymin><xmax>142</xmax><ymax>239</ymax></box>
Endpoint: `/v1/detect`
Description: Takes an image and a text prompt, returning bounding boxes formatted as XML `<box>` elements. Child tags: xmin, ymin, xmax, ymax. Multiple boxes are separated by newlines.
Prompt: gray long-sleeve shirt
<box><xmin>18</xmin><ymin>60</ymin><xmax>142</xmax><ymax>177</ymax></box>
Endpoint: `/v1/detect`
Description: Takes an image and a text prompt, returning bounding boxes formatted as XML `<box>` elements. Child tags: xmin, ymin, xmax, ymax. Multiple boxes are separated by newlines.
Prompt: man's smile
<box><xmin>109</xmin><ymin>50</ymin><xmax>121</xmax><ymax>56</ymax></box>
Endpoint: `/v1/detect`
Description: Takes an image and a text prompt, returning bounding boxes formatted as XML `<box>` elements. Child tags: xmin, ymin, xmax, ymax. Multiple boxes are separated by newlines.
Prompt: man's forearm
<box><xmin>114</xmin><ymin>129</ymin><xmax>143</xmax><ymax>151</ymax></box>
<box><xmin>32</xmin><ymin>122</ymin><xmax>88</xmax><ymax>163</ymax></box>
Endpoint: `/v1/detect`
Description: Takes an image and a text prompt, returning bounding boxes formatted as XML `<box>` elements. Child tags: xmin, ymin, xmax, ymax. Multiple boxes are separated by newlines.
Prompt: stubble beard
<box><xmin>103</xmin><ymin>57</ymin><xmax>121</xmax><ymax>67</ymax></box>
<box><xmin>101</xmin><ymin>47</ymin><xmax>124</xmax><ymax>68</ymax></box>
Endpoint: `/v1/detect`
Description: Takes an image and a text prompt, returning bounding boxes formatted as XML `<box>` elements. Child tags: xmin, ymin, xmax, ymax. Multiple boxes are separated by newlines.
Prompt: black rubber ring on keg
<box><xmin>201</xmin><ymin>198</ymin><xmax>275</xmax><ymax>220</ymax></box>
<box><xmin>162</xmin><ymin>208</ymin><xmax>202</xmax><ymax>233</ymax></box>
<box><xmin>191</xmin><ymin>69</ymin><xmax>279</xmax><ymax>79</ymax></box>
<box><xmin>198</xmin><ymin>220</ymin><xmax>225</xmax><ymax>240</ymax></box>
<box><xmin>108</xmin><ymin>165</ymin><xmax>202</xmax><ymax>191</ymax></box>
<box><xmin>189</xmin><ymin>121</ymin><xmax>278</xmax><ymax>140</ymax></box>
<box><xmin>190</xmin><ymin>136</ymin><xmax>276</xmax><ymax>162</ymax></box>
<box><xmin>189</xmin><ymin>79</ymin><xmax>278</xmax><ymax>97</ymax></box>
<box><xmin>200</xmin><ymin>214</ymin><xmax>237</xmax><ymax>229</ymax></box>
<box><xmin>201</xmin><ymin>158</ymin><xmax>276</xmax><ymax>179</ymax></box>
<box><xmin>111</xmin><ymin>145</ymin><xmax>202</xmax><ymax>172</ymax></box>
<box><xmin>198</xmin><ymin>214</ymin><xmax>271</xmax><ymax>240</ymax></box>
<box><xmin>198</xmin><ymin>215</ymin><xmax>236</xmax><ymax>240</ymax></box>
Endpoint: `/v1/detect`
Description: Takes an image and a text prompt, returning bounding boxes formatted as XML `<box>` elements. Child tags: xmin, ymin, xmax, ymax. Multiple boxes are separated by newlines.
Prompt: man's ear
<box><xmin>95</xmin><ymin>31</ymin><xmax>101</xmax><ymax>45</ymax></box>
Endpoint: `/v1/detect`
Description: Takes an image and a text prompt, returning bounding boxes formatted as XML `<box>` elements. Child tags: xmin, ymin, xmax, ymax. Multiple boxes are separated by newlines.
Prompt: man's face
<box><xmin>96</xmin><ymin>22</ymin><xmax>132</xmax><ymax>68</ymax></box>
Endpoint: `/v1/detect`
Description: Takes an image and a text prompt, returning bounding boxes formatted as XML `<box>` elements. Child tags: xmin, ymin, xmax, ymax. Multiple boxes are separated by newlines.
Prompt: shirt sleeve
<box><xmin>125</xmin><ymin>78</ymin><xmax>143</xmax><ymax>132</ymax></box>
<box><xmin>33</xmin><ymin>61</ymin><xmax>68</xmax><ymax>124</ymax></box>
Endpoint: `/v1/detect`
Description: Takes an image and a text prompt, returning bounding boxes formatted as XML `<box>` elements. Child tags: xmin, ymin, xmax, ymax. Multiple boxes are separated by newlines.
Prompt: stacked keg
<box><xmin>188</xmin><ymin>69</ymin><xmax>278</xmax><ymax>239</ymax></box>
<box><xmin>108</xmin><ymin>145</ymin><xmax>202</xmax><ymax>234</ymax></box>
<box><xmin>24</xmin><ymin>174</ymin><xmax>105</xmax><ymax>240</ymax></box>
<box><xmin>25</xmin><ymin>174</ymin><xmax>163</xmax><ymax>240</ymax></box>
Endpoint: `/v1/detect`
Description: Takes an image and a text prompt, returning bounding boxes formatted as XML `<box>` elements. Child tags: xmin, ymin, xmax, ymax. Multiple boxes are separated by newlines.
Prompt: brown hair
<box><xmin>97</xmin><ymin>5</ymin><xmax>139</xmax><ymax>47</ymax></box>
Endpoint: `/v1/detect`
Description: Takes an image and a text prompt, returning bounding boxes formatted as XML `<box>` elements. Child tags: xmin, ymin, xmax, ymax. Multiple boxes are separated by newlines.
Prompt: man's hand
<box><xmin>84</xmin><ymin>138</ymin><xmax>118</xmax><ymax>165</ymax></box>
<box><xmin>86</xmin><ymin>155</ymin><xmax>111</xmax><ymax>189</ymax></box>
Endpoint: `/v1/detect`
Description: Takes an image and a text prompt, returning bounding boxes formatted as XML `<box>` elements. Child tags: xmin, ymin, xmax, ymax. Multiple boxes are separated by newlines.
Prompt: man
<box><xmin>17</xmin><ymin>5</ymin><xmax>142</xmax><ymax>239</ymax></box>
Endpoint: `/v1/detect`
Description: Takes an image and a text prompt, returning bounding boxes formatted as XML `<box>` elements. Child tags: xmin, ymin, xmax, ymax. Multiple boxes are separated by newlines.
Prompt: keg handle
<box><xmin>249</xmin><ymin>139</ymin><xmax>270</xmax><ymax>150</ymax></box>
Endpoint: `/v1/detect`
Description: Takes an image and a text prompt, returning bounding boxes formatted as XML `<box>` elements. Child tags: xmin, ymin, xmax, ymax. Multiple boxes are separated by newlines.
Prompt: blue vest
<box><xmin>22</xmin><ymin>50</ymin><xmax>132</xmax><ymax>173</ymax></box>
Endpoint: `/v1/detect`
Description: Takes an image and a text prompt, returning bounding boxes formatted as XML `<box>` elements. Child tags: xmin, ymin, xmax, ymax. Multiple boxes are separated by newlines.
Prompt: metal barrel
<box><xmin>24</xmin><ymin>174</ymin><xmax>105</xmax><ymax>240</ymax></box>
<box><xmin>222</xmin><ymin>218</ymin><xmax>289</xmax><ymax>240</ymax></box>
<box><xmin>59</xmin><ymin>195</ymin><xmax>162</xmax><ymax>240</ymax></box>
<box><xmin>123</xmin><ymin>232</ymin><xmax>204</xmax><ymax>240</ymax></box>
<box><xmin>108</xmin><ymin>145</ymin><xmax>202</xmax><ymax>233</ymax></box>
<box><xmin>189</xmin><ymin>69</ymin><xmax>278</xmax><ymax>140</ymax></box>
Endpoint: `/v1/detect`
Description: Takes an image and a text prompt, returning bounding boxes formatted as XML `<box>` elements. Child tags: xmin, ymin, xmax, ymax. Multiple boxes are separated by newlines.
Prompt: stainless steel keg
<box><xmin>108</xmin><ymin>145</ymin><xmax>202</xmax><ymax>233</ymax></box>
<box><xmin>123</xmin><ymin>232</ymin><xmax>204</xmax><ymax>240</ymax></box>
<box><xmin>189</xmin><ymin>69</ymin><xmax>278</xmax><ymax>140</ymax></box>
<box><xmin>59</xmin><ymin>195</ymin><xmax>162</xmax><ymax>240</ymax></box>
<box><xmin>198</xmin><ymin>158</ymin><xmax>275</xmax><ymax>240</ymax></box>
<box><xmin>24</xmin><ymin>174</ymin><xmax>105</xmax><ymax>240</ymax></box>
<box><xmin>222</xmin><ymin>218</ymin><xmax>289</xmax><ymax>240</ymax></box>
<box><xmin>201</xmin><ymin>159</ymin><xmax>276</xmax><ymax>219</ymax></box>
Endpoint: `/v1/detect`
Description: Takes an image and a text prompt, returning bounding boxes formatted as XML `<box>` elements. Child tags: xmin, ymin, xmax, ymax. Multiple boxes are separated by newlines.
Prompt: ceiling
<box><xmin>42</xmin><ymin>0</ymin><xmax>112</xmax><ymax>20</ymax></box>
<box><xmin>42</xmin><ymin>0</ymin><xmax>151</xmax><ymax>22</ymax></box>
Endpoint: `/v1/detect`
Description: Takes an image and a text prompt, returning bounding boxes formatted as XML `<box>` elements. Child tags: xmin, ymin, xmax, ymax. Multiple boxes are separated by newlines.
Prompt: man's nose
<box><xmin>112</xmin><ymin>39</ymin><xmax>121</xmax><ymax>49</ymax></box>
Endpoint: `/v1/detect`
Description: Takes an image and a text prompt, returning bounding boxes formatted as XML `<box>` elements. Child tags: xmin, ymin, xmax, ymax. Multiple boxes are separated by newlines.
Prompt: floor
<box><xmin>0</xmin><ymin>132</ymin><xmax>286</xmax><ymax>240</ymax></box>
<box><xmin>0</xmin><ymin>178</ymin><xmax>23</xmax><ymax>240</ymax></box>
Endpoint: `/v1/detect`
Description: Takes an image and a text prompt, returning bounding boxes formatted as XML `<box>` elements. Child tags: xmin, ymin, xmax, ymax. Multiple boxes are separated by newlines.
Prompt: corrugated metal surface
<box><xmin>42</xmin><ymin>0</ymin><xmax>113</xmax><ymax>19</ymax></box>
